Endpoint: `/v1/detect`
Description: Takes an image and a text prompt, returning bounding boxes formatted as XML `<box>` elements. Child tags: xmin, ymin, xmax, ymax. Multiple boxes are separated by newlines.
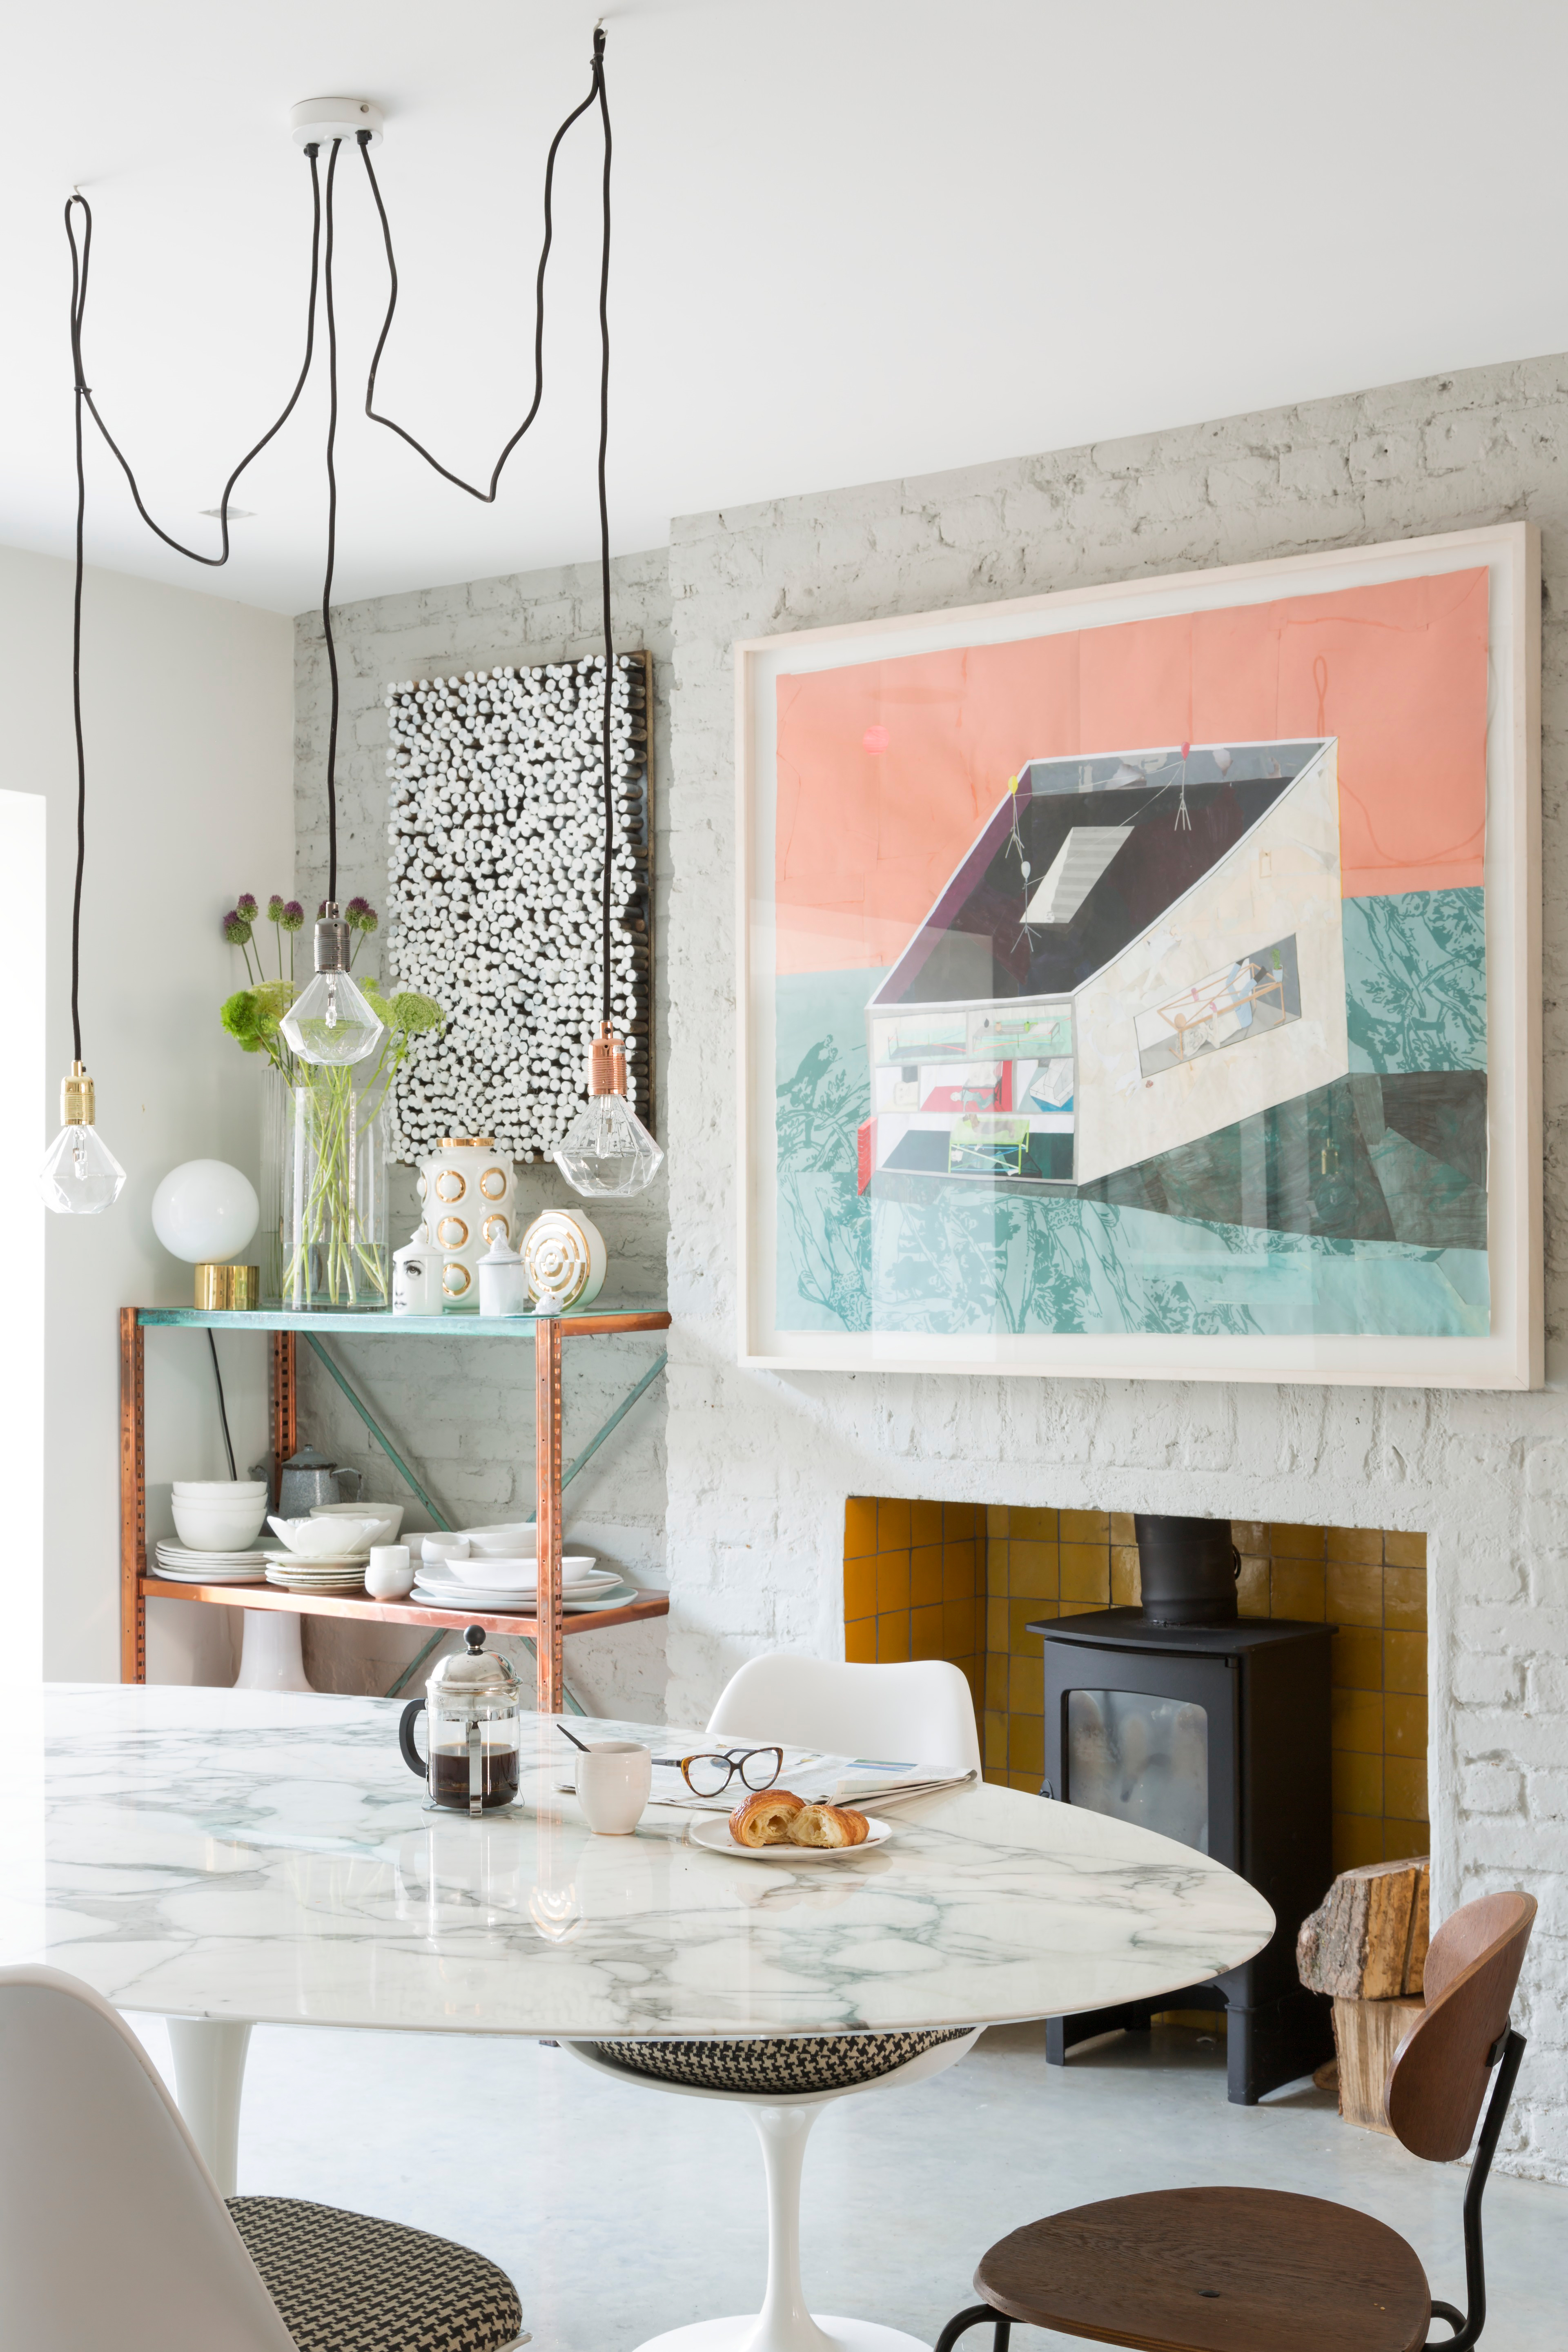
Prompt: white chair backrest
<box><xmin>707</xmin><ymin>1654</ymin><xmax>982</xmax><ymax>1775</ymax></box>
<box><xmin>0</xmin><ymin>1965</ymin><xmax>296</xmax><ymax>2352</ymax></box>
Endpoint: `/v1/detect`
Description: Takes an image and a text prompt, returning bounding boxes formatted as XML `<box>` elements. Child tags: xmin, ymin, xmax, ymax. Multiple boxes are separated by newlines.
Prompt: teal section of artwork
<box><xmin>775</xmin><ymin>969</ymin><xmax>874</xmax><ymax>1330</ymax></box>
<box><xmin>868</xmin><ymin>1190</ymin><xmax>1486</xmax><ymax>1339</ymax></box>
<box><xmin>1342</xmin><ymin>888</ymin><xmax>1485</xmax><ymax>1074</ymax></box>
<box><xmin>775</xmin><ymin>965</ymin><xmax>1490</xmax><ymax>1340</ymax></box>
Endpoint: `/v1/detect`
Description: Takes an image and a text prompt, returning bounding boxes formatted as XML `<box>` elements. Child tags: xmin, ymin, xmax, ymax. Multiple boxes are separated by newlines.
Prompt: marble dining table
<box><xmin>0</xmin><ymin>1683</ymin><xmax>1273</xmax><ymax>2347</ymax></box>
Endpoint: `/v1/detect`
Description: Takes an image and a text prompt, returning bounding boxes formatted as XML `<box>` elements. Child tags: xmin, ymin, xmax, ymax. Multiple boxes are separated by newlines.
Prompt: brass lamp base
<box><xmin>195</xmin><ymin>1264</ymin><xmax>260</xmax><ymax>1311</ymax></box>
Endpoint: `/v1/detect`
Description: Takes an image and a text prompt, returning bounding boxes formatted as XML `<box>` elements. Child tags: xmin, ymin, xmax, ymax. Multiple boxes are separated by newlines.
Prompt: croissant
<box><xmin>787</xmin><ymin>1803</ymin><xmax>870</xmax><ymax>1848</ymax></box>
<box><xmin>729</xmin><ymin>1788</ymin><xmax>806</xmax><ymax>1847</ymax></box>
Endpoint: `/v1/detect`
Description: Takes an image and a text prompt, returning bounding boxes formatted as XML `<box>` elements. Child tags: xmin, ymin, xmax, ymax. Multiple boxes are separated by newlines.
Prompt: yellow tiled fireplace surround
<box><xmin>842</xmin><ymin>1502</ymin><xmax>1428</xmax><ymax>1877</ymax></box>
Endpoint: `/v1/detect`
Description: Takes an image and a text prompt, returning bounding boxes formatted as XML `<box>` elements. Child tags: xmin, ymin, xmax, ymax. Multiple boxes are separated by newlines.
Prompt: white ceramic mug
<box><xmin>574</xmin><ymin>1740</ymin><xmax>652</xmax><ymax>1835</ymax></box>
<box><xmin>366</xmin><ymin>1544</ymin><xmax>414</xmax><ymax>1599</ymax></box>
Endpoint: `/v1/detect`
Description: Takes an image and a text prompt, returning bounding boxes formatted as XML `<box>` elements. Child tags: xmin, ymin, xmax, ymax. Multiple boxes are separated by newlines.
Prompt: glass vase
<box><xmin>279</xmin><ymin>1070</ymin><xmax>390</xmax><ymax>1310</ymax></box>
<box><xmin>259</xmin><ymin>1067</ymin><xmax>291</xmax><ymax>1305</ymax></box>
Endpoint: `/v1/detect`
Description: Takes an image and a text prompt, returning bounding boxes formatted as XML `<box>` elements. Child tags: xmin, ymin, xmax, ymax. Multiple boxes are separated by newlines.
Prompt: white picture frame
<box><xmin>735</xmin><ymin>523</ymin><xmax>1541</xmax><ymax>1387</ymax></box>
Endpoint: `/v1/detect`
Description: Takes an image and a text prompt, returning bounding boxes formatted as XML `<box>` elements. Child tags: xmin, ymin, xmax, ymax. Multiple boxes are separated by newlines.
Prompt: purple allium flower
<box><xmin>345</xmin><ymin>897</ymin><xmax>379</xmax><ymax>932</ymax></box>
<box><xmin>236</xmin><ymin>893</ymin><xmax>258</xmax><ymax>920</ymax></box>
<box><xmin>222</xmin><ymin>909</ymin><xmax>252</xmax><ymax>946</ymax></box>
<box><xmin>267</xmin><ymin>893</ymin><xmax>286</xmax><ymax>921</ymax></box>
<box><xmin>280</xmin><ymin>901</ymin><xmax>305</xmax><ymax>932</ymax></box>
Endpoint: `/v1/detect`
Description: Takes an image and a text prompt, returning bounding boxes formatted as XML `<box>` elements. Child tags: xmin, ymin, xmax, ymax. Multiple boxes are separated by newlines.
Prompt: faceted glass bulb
<box><xmin>280</xmin><ymin>967</ymin><xmax>385</xmax><ymax>1066</ymax></box>
<box><xmin>553</xmin><ymin>1091</ymin><xmax>664</xmax><ymax>1199</ymax></box>
<box><xmin>40</xmin><ymin>1120</ymin><xmax>127</xmax><ymax>1215</ymax></box>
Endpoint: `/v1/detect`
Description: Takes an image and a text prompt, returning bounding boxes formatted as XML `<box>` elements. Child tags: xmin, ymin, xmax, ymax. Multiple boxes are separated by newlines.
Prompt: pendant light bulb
<box><xmin>553</xmin><ymin>1024</ymin><xmax>664</xmax><ymax>1199</ymax></box>
<box><xmin>40</xmin><ymin>1062</ymin><xmax>126</xmax><ymax>1215</ymax></box>
<box><xmin>280</xmin><ymin>906</ymin><xmax>385</xmax><ymax>1067</ymax></box>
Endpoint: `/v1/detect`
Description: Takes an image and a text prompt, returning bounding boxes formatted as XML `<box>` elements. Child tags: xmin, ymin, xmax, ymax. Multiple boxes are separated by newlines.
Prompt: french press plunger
<box><xmin>399</xmin><ymin>1626</ymin><xmax>522</xmax><ymax>1814</ymax></box>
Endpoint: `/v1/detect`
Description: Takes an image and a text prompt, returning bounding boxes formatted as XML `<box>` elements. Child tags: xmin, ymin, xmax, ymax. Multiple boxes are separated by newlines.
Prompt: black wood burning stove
<box><xmin>1025</xmin><ymin>1514</ymin><xmax>1334</xmax><ymax>2105</ymax></box>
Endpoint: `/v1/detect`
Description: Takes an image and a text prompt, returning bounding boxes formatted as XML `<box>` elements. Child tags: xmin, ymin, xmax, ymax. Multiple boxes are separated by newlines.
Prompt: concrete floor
<box><xmin>134</xmin><ymin>2014</ymin><xmax>1565</xmax><ymax>2350</ymax></box>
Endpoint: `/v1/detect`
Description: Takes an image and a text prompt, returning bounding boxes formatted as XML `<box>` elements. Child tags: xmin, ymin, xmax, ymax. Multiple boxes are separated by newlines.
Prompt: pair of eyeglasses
<box><xmin>653</xmin><ymin>1745</ymin><xmax>784</xmax><ymax>1798</ymax></box>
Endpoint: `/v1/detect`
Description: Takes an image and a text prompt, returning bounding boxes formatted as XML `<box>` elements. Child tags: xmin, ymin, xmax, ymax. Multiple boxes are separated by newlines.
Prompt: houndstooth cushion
<box><xmin>227</xmin><ymin>2196</ymin><xmax>524</xmax><ymax>2352</ymax></box>
<box><xmin>588</xmin><ymin>2028</ymin><xmax>968</xmax><ymax>2095</ymax></box>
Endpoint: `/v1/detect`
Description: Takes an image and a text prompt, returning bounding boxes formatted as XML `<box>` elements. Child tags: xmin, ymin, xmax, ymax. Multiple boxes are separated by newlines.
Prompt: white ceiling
<box><xmin>4</xmin><ymin>0</ymin><xmax>1566</xmax><ymax>616</ymax></box>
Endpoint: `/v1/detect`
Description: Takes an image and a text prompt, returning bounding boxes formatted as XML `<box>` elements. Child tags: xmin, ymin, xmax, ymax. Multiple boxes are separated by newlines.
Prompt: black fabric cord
<box><xmin>594</xmin><ymin>28</ymin><xmax>614</xmax><ymax>1029</ymax></box>
<box><xmin>321</xmin><ymin>138</ymin><xmax>342</xmax><ymax>905</ymax></box>
<box><xmin>359</xmin><ymin>31</ymin><xmax>617</xmax><ymax>1027</ymax></box>
<box><xmin>61</xmin><ymin>166</ymin><xmax>323</xmax><ymax>1067</ymax></box>
<box><xmin>207</xmin><ymin>1331</ymin><xmax>238</xmax><ymax>1481</ymax></box>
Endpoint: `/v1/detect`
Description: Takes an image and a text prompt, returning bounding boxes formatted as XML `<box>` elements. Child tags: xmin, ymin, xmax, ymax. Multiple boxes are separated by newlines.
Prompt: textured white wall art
<box><xmin>384</xmin><ymin>651</ymin><xmax>652</xmax><ymax>1163</ymax></box>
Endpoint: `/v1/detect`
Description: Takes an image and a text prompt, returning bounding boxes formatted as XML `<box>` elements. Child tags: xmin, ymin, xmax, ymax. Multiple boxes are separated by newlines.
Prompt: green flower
<box><xmin>222</xmin><ymin>908</ymin><xmax>253</xmax><ymax>947</ymax></box>
<box><xmin>280</xmin><ymin>901</ymin><xmax>305</xmax><ymax>932</ymax></box>
<box><xmin>236</xmin><ymin>893</ymin><xmax>259</xmax><ymax>920</ymax></box>
<box><xmin>220</xmin><ymin>989</ymin><xmax>265</xmax><ymax>1051</ymax></box>
<box><xmin>267</xmin><ymin>894</ymin><xmax>287</xmax><ymax>922</ymax></box>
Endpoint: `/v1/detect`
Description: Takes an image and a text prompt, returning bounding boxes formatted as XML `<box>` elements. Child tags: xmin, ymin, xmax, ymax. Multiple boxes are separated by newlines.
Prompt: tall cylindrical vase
<box><xmin>279</xmin><ymin>1071</ymin><xmax>390</xmax><ymax>1310</ymax></box>
<box><xmin>259</xmin><ymin>1067</ymin><xmax>291</xmax><ymax>1305</ymax></box>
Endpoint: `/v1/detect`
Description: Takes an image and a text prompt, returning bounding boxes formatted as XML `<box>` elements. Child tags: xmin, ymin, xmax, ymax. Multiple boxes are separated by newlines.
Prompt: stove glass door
<box><xmin>1065</xmin><ymin>1688</ymin><xmax>1210</xmax><ymax>1854</ymax></box>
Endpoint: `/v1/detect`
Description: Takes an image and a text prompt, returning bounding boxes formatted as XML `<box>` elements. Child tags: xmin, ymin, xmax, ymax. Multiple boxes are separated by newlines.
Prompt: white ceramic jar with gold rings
<box><xmin>416</xmin><ymin>1137</ymin><xmax>516</xmax><ymax>1305</ymax></box>
<box><xmin>521</xmin><ymin>1208</ymin><xmax>607</xmax><ymax>1311</ymax></box>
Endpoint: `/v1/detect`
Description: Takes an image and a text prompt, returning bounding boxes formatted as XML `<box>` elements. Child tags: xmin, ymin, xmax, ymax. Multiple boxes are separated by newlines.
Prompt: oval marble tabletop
<box><xmin>0</xmin><ymin>1685</ymin><xmax>1273</xmax><ymax>2038</ymax></box>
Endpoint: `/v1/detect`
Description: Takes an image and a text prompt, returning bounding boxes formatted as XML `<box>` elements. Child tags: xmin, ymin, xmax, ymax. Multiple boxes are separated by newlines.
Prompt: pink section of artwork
<box><xmin>773</xmin><ymin>569</ymin><xmax>1488</xmax><ymax>974</ymax></box>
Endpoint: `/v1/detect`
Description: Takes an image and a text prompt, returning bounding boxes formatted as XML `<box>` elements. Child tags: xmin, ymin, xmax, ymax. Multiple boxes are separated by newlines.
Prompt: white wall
<box><xmin>0</xmin><ymin>543</ymin><xmax>294</xmax><ymax>1682</ymax></box>
<box><xmin>662</xmin><ymin>357</ymin><xmax>1568</xmax><ymax>2180</ymax></box>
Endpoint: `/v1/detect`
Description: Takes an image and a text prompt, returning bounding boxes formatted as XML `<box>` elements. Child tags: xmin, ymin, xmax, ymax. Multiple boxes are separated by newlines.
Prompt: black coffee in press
<box><xmin>430</xmin><ymin>1747</ymin><xmax>520</xmax><ymax>1810</ymax></box>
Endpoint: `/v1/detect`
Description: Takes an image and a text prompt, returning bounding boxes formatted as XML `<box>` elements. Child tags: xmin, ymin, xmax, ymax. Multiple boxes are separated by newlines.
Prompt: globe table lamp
<box><xmin>151</xmin><ymin>1159</ymin><xmax>261</xmax><ymax>1309</ymax></box>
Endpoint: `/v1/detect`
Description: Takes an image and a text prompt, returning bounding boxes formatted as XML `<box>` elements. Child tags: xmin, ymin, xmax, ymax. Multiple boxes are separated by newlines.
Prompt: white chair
<box><xmin>0</xmin><ymin>1963</ymin><xmax>527</xmax><ymax>2352</ymax></box>
<box><xmin>707</xmin><ymin>1653</ymin><xmax>982</xmax><ymax>1776</ymax></box>
<box><xmin>563</xmin><ymin>1656</ymin><xmax>984</xmax><ymax>2352</ymax></box>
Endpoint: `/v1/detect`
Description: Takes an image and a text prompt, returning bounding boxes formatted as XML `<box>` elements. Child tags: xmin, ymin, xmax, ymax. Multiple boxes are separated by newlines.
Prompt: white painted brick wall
<box><xmin>292</xmin><ymin>552</ymin><xmax>672</xmax><ymax>1719</ymax></box>
<box><xmin>663</xmin><ymin>359</ymin><xmax>1568</xmax><ymax>2180</ymax></box>
<box><xmin>290</xmin><ymin>359</ymin><xmax>1568</xmax><ymax>2178</ymax></box>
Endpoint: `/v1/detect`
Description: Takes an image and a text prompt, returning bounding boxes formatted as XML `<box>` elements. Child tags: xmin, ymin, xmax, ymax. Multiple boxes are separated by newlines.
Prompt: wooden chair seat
<box><xmin>974</xmin><ymin>2185</ymin><xmax>1431</xmax><ymax>2352</ymax></box>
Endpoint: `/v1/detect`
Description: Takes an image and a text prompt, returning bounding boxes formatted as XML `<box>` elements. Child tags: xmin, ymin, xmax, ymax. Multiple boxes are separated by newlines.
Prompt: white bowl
<box><xmin>173</xmin><ymin>1481</ymin><xmax>268</xmax><ymax>1499</ymax></box>
<box><xmin>421</xmin><ymin>1534</ymin><xmax>471</xmax><ymax>1564</ymax></box>
<box><xmin>459</xmin><ymin>1523</ymin><xmax>534</xmax><ymax>1558</ymax></box>
<box><xmin>172</xmin><ymin>1499</ymin><xmax>267</xmax><ymax>1550</ymax></box>
<box><xmin>267</xmin><ymin>1514</ymin><xmax>378</xmax><ymax>1559</ymax></box>
<box><xmin>312</xmin><ymin>1501</ymin><xmax>405</xmax><ymax>1547</ymax></box>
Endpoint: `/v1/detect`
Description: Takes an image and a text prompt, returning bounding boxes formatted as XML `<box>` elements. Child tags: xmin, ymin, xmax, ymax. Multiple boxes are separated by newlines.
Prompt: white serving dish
<box><xmin>311</xmin><ymin>1501</ymin><xmax>405</xmax><ymax>1547</ymax></box>
<box><xmin>266</xmin><ymin>1514</ymin><xmax>379</xmax><ymax>1559</ymax></box>
<box><xmin>412</xmin><ymin>1576</ymin><xmax>635</xmax><ymax>1615</ymax></box>
<box><xmin>451</xmin><ymin>1553</ymin><xmax>606</xmax><ymax>1589</ymax></box>
<box><xmin>688</xmin><ymin>1815</ymin><xmax>893</xmax><ymax>1861</ymax></box>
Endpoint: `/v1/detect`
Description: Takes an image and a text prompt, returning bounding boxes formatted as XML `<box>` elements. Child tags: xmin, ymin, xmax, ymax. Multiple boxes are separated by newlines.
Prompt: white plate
<box><xmin>261</xmin><ymin>1546</ymin><xmax>370</xmax><ymax>1568</ymax></box>
<box><xmin>411</xmin><ymin>1579</ymin><xmax>636</xmax><ymax>1614</ymax></box>
<box><xmin>688</xmin><ymin>1814</ymin><xmax>893</xmax><ymax>1860</ymax></box>
<box><xmin>414</xmin><ymin>1563</ymin><xmax>616</xmax><ymax>1595</ymax></box>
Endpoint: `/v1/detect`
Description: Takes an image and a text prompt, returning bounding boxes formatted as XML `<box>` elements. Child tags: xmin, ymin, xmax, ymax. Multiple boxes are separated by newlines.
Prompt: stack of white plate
<box><xmin>412</xmin><ymin>1557</ymin><xmax>633</xmax><ymax>1614</ymax></box>
<box><xmin>263</xmin><ymin>1547</ymin><xmax>370</xmax><ymax>1594</ymax></box>
<box><xmin>153</xmin><ymin>1542</ymin><xmax>267</xmax><ymax>1585</ymax></box>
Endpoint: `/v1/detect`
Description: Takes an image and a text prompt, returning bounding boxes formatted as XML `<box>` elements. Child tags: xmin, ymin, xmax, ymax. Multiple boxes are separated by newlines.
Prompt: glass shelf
<box><xmin>135</xmin><ymin>1304</ymin><xmax>671</xmax><ymax>1336</ymax></box>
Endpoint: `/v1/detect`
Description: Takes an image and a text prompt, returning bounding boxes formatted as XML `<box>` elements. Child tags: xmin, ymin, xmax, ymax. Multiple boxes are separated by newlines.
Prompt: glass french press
<box><xmin>399</xmin><ymin>1626</ymin><xmax>522</xmax><ymax>1814</ymax></box>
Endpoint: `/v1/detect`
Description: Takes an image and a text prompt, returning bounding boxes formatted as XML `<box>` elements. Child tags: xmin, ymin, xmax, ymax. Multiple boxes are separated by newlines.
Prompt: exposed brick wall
<box><xmin>663</xmin><ymin>360</ymin><xmax>1568</xmax><ymax>2180</ymax></box>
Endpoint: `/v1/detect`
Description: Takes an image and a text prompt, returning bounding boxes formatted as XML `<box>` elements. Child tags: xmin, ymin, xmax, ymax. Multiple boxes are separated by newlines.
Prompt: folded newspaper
<box><xmin>555</xmin><ymin>1748</ymin><xmax>976</xmax><ymax>1814</ymax></box>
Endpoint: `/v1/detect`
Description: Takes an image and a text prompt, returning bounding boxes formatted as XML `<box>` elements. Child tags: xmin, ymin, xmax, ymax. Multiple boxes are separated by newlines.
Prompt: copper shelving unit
<box><xmin>120</xmin><ymin>1303</ymin><xmax>672</xmax><ymax>1713</ymax></box>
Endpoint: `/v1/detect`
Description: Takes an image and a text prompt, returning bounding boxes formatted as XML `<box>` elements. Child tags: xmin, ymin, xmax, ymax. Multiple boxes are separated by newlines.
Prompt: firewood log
<box><xmin>1296</xmin><ymin>1857</ymin><xmax>1431</xmax><ymax>2000</ymax></box>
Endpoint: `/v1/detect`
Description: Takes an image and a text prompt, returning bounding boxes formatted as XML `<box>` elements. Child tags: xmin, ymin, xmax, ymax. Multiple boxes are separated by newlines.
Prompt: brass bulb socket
<box><xmin>61</xmin><ymin>1060</ymin><xmax>94</xmax><ymax>1127</ymax></box>
<box><xmin>588</xmin><ymin>1025</ymin><xmax>622</xmax><ymax>1098</ymax></box>
<box><xmin>437</xmin><ymin>1137</ymin><xmax>497</xmax><ymax>1150</ymax></box>
<box><xmin>195</xmin><ymin>1264</ymin><xmax>260</xmax><ymax>1312</ymax></box>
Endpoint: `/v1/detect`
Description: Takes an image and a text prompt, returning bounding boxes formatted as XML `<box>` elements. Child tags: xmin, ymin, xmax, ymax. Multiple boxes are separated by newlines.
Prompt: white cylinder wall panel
<box><xmin>383</xmin><ymin>652</ymin><xmax>653</xmax><ymax>1163</ymax></box>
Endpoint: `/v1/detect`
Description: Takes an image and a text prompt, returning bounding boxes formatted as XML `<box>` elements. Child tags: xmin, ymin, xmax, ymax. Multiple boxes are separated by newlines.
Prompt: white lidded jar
<box><xmin>416</xmin><ymin>1136</ymin><xmax>515</xmax><ymax>1305</ymax></box>
<box><xmin>477</xmin><ymin>1231</ymin><xmax>530</xmax><ymax>1317</ymax></box>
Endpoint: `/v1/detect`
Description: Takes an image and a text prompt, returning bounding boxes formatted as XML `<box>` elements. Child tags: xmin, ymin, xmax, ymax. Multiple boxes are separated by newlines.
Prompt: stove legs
<box><xmin>1045</xmin><ymin>1987</ymin><xmax>1332</xmax><ymax>2105</ymax></box>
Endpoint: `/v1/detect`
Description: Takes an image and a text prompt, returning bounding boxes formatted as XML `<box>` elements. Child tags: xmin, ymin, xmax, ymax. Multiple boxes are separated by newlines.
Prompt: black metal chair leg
<box><xmin>934</xmin><ymin>2301</ymin><xmax>1006</xmax><ymax>2352</ymax></box>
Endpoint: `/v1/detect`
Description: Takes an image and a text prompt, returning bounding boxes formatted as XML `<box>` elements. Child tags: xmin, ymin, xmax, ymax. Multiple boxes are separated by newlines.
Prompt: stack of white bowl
<box><xmin>164</xmin><ymin>1481</ymin><xmax>270</xmax><ymax>1577</ymax></box>
<box><xmin>265</xmin><ymin>1512</ymin><xmax>381</xmax><ymax>1592</ymax></box>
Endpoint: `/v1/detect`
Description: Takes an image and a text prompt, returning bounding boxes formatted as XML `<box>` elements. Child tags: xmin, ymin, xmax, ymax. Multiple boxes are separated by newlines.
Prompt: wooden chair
<box><xmin>933</xmin><ymin>1891</ymin><xmax>1535</xmax><ymax>2352</ymax></box>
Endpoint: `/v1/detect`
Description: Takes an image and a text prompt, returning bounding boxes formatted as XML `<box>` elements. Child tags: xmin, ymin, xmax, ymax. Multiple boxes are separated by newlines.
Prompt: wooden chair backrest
<box><xmin>1384</xmin><ymin>1890</ymin><xmax>1535</xmax><ymax>2161</ymax></box>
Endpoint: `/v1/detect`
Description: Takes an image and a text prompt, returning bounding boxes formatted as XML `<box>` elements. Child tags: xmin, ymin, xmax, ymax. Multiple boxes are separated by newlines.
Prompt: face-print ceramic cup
<box><xmin>575</xmin><ymin>1740</ymin><xmax>653</xmax><ymax>1835</ymax></box>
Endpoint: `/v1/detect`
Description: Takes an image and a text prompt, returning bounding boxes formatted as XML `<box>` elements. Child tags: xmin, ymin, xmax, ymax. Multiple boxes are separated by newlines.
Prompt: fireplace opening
<box><xmin>842</xmin><ymin>1501</ymin><xmax>1428</xmax><ymax>1878</ymax></box>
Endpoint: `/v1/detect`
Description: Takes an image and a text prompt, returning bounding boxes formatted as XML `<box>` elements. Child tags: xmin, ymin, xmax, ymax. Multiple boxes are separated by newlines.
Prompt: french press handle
<box><xmin>399</xmin><ymin>1698</ymin><xmax>427</xmax><ymax>1778</ymax></box>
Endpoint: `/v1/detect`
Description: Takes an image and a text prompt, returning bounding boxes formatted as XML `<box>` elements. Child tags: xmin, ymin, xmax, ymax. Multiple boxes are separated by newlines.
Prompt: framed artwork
<box><xmin>735</xmin><ymin>524</ymin><xmax>1540</xmax><ymax>1385</ymax></box>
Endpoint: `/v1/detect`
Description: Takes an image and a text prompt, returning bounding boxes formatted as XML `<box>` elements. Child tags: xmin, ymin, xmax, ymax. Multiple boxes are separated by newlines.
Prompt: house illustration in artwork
<box><xmin>857</xmin><ymin>738</ymin><xmax>1349</xmax><ymax>1195</ymax></box>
